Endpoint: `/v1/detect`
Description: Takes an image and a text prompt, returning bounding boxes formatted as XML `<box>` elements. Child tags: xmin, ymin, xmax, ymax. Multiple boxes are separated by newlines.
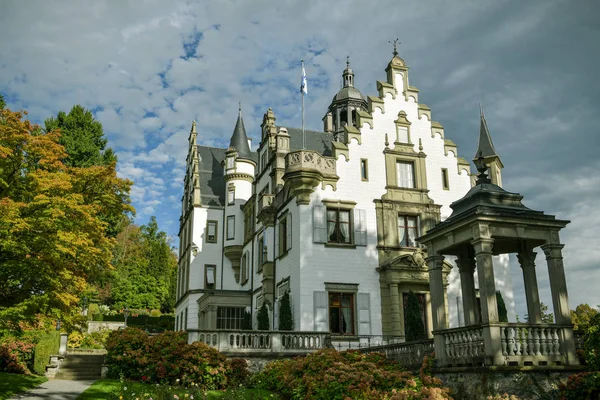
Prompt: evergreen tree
<box><xmin>496</xmin><ymin>291</ymin><xmax>509</xmax><ymax>322</ymax></box>
<box><xmin>257</xmin><ymin>303</ymin><xmax>270</xmax><ymax>330</ymax></box>
<box><xmin>0</xmin><ymin>94</ymin><xmax>5</xmax><ymax>109</ymax></box>
<box><xmin>242</xmin><ymin>310</ymin><xmax>252</xmax><ymax>330</ymax></box>
<box><xmin>278</xmin><ymin>291</ymin><xmax>293</xmax><ymax>331</ymax></box>
<box><xmin>404</xmin><ymin>291</ymin><xmax>426</xmax><ymax>341</ymax></box>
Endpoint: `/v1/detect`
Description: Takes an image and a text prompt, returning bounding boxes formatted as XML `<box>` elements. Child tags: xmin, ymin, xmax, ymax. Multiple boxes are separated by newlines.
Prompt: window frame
<box><xmin>326</xmin><ymin>208</ymin><xmax>352</xmax><ymax>245</ymax></box>
<box><xmin>226</xmin><ymin>215</ymin><xmax>235</xmax><ymax>240</ymax></box>
<box><xmin>396</xmin><ymin>161</ymin><xmax>415</xmax><ymax>188</ymax></box>
<box><xmin>206</xmin><ymin>220</ymin><xmax>218</xmax><ymax>243</ymax></box>
<box><xmin>360</xmin><ymin>158</ymin><xmax>369</xmax><ymax>181</ymax></box>
<box><xmin>328</xmin><ymin>292</ymin><xmax>356</xmax><ymax>336</ymax></box>
<box><xmin>441</xmin><ymin>168</ymin><xmax>450</xmax><ymax>190</ymax></box>
<box><xmin>205</xmin><ymin>264</ymin><xmax>216</xmax><ymax>288</ymax></box>
<box><xmin>398</xmin><ymin>214</ymin><xmax>419</xmax><ymax>248</ymax></box>
<box><xmin>216</xmin><ymin>306</ymin><xmax>245</xmax><ymax>330</ymax></box>
<box><xmin>227</xmin><ymin>187</ymin><xmax>235</xmax><ymax>205</ymax></box>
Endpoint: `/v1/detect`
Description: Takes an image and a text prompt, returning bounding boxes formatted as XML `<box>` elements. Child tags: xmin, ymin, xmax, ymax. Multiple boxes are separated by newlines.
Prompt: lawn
<box><xmin>77</xmin><ymin>379</ymin><xmax>278</xmax><ymax>400</ymax></box>
<box><xmin>0</xmin><ymin>372</ymin><xmax>48</xmax><ymax>400</ymax></box>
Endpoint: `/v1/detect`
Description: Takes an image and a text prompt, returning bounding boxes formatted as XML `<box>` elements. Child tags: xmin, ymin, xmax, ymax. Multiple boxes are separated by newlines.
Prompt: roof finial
<box><xmin>389</xmin><ymin>38</ymin><xmax>400</xmax><ymax>57</ymax></box>
<box><xmin>479</xmin><ymin>102</ymin><xmax>485</xmax><ymax>118</ymax></box>
<box><xmin>346</xmin><ymin>55</ymin><xmax>350</xmax><ymax>68</ymax></box>
<box><xmin>238</xmin><ymin>101</ymin><xmax>242</xmax><ymax>117</ymax></box>
<box><xmin>474</xmin><ymin>151</ymin><xmax>491</xmax><ymax>185</ymax></box>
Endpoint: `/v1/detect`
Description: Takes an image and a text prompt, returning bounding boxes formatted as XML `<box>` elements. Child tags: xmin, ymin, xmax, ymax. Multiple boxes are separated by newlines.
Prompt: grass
<box><xmin>0</xmin><ymin>372</ymin><xmax>48</xmax><ymax>400</ymax></box>
<box><xmin>77</xmin><ymin>379</ymin><xmax>278</xmax><ymax>400</ymax></box>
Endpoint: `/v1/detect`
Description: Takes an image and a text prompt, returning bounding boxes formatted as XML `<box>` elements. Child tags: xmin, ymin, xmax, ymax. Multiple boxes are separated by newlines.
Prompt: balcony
<box><xmin>283</xmin><ymin>150</ymin><xmax>339</xmax><ymax>205</ymax></box>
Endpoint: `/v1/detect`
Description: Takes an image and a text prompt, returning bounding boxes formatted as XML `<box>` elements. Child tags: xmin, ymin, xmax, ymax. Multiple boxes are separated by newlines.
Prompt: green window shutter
<box><xmin>357</xmin><ymin>292</ymin><xmax>371</xmax><ymax>335</ymax></box>
<box><xmin>313</xmin><ymin>205</ymin><xmax>327</xmax><ymax>243</ymax></box>
<box><xmin>354</xmin><ymin>209</ymin><xmax>367</xmax><ymax>246</ymax></box>
<box><xmin>313</xmin><ymin>291</ymin><xmax>328</xmax><ymax>331</ymax></box>
<box><xmin>286</xmin><ymin>214</ymin><xmax>292</xmax><ymax>251</ymax></box>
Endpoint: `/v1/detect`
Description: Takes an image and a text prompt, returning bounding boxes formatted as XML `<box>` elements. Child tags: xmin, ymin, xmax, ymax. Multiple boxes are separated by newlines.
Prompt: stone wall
<box><xmin>222</xmin><ymin>352</ymin><xmax>307</xmax><ymax>374</ymax></box>
<box><xmin>434</xmin><ymin>366</ymin><xmax>585</xmax><ymax>400</ymax></box>
<box><xmin>87</xmin><ymin>321</ymin><xmax>124</xmax><ymax>333</ymax></box>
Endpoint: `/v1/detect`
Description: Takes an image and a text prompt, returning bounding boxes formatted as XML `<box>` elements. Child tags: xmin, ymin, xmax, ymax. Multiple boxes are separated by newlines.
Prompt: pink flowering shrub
<box><xmin>0</xmin><ymin>336</ymin><xmax>36</xmax><ymax>374</ymax></box>
<box><xmin>105</xmin><ymin>328</ymin><xmax>248</xmax><ymax>390</ymax></box>
<box><xmin>252</xmin><ymin>349</ymin><xmax>453</xmax><ymax>400</ymax></box>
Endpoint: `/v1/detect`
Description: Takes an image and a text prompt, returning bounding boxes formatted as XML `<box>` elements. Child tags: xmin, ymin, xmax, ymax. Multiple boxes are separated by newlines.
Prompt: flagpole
<box><xmin>301</xmin><ymin>59</ymin><xmax>305</xmax><ymax>150</ymax></box>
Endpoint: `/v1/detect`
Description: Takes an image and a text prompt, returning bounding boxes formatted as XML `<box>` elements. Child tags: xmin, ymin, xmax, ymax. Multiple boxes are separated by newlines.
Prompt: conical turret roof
<box><xmin>474</xmin><ymin>107</ymin><xmax>499</xmax><ymax>160</ymax></box>
<box><xmin>228</xmin><ymin>104</ymin><xmax>252</xmax><ymax>160</ymax></box>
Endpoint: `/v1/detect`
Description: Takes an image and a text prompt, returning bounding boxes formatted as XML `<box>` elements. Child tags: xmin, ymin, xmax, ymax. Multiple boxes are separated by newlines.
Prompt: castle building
<box><xmin>175</xmin><ymin>49</ymin><xmax>514</xmax><ymax>340</ymax></box>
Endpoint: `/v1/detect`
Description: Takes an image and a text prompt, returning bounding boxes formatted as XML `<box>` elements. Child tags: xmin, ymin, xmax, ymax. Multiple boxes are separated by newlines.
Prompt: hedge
<box><xmin>91</xmin><ymin>314</ymin><xmax>174</xmax><ymax>331</ymax></box>
<box><xmin>33</xmin><ymin>331</ymin><xmax>60</xmax><ymax>375</ymax></box>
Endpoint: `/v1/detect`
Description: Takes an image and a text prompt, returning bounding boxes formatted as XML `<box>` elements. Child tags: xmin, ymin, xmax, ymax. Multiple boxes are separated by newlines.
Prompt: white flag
<box><xmin>301</xmin><ymin>61</ymin><xmax>307</xmax><ymax>95</ymax></box>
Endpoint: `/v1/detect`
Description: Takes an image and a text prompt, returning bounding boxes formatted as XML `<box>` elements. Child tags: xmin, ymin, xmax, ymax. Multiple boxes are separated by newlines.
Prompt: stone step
<box><xmin>54</xmin><ymin>372</ymin><xmax>102</xmax><ymax>380</ymax></box>
<box><xmin>59</xmin><ymin>365</ymin><xmax>103</xmax><ymax>373</ymax></box>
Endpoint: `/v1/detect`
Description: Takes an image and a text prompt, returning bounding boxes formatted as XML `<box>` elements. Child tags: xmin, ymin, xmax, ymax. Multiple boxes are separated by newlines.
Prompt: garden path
<box><xmin>9</xmin><ymin>379</ymin><xmax>96</xmax><ymax>400</ymax></box>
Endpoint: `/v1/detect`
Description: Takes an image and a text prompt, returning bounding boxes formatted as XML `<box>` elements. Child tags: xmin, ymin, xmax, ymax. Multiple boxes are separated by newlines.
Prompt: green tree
<box><xmin>404</xmin><ymin>291</ymin><xmax>426</xmax><ymax>341</ymax></box>
<box><xmin>278</xmin><ymin>291</ymin><xmax>293</xmax><ymax>331</ymax></box>
<box><xmin>525</xmin><ymin>302</ymin><xmax>554</xmax><ymax>324</ymax></box>
<box><xmin>242</xmin><ymin>310</ymin><xmax>252</xmax><ymax>330</ymax></box>
<box><xmin>108</xmin><ymin>218</ymin><xmax>177</xmax><ymax>312</ymax></box>
<box><xmin>571</xmin><ymin>304</ymin><xmax>599</xmax><ymax>331</ymax></box>
<box><xmin>44</xmin><ymin>105</ymin><xmax>116</xmax><ymax>168</ymax></box>
<box><xmin>496</xmin><ymin>291</ymin><xmax>508</xmax><ymax>323</ymax></box>
<box><xmin>257</xmin><ymin>303</ymin><xmax>270</xmax><ymax>330</ymax></box>
<box><xmin>0</xmin><ymin>94</ymin><xmax>5</xmax><ymax>109</ymax></box>
<box><xmin>0</xmin><ymin>106</ymin><xmax>132</xmax><ymax>333</ymax></box>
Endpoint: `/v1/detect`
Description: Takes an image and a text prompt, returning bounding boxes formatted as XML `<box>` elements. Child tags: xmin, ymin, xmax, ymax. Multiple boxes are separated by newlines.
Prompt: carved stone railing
<box><xmin>357</xmin><ymin>338</ymin><xmax>434</xmax><ymax>370</ymax></box>
<box><xmin>286</xmin><ymin>150</ymin><xmax>337</xmax><ymax>177</ymax></box>
<box><xmin>436</xmin><ymin>323</ymin><xmax>578</xmax><ymax>367</ymax></box>
<box><xmin>192</xmin><ymin>330</ymin><xmax>330</xmax><ymax>354</ymax></box>
<box><xmin>331</xmin><ymin>335</ymin><xmax>404</xmax><ymax>351</ymax></box>
<box><xmin>441</xmin><ymin>325</ymin><xmax>485</xmax><ymax>366</ymax></box>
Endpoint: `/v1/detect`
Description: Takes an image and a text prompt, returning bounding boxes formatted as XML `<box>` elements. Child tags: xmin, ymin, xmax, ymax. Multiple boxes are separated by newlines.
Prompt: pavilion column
<box><xmin>540</xmin><ymin>244</ymin><xmax>571</xmax><ymax>324</ymax></box>
<box><xmin>457</xmin><ymin>249</ymin><xmax>479</xmax><ymax>326</ymax></box>
<box><xmin>541</xmin><ymin>243</ymin><xmax>579</xmax><ymax>364</ymax></box>
<box><xmin>426</xmin><ymin>255</ymin><xmax>447</xmax><ymax>364</ymax></box>
<box><xmin>517</xmin><ymin>247</ymin><xmax>541</xmax><ymax>324</ymax></box>
<box><xmin>472</xmin><ymin>237</ymin><xmax>503</xmax><ymax>365</ymax></box>
<box><xmin>389</xmin><ymin>283</ymin><xmax>402</xmax><ymax>337</ymax></box>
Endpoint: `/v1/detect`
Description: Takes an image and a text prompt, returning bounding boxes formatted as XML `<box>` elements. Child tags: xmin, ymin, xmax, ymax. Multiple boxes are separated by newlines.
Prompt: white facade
<box><xmin>175</xmin><ymin>54</ymin><xmax>515</xmax><ymax>339</ymax></box>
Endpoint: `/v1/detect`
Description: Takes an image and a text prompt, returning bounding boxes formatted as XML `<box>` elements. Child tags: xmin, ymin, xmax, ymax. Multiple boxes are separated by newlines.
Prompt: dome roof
<box><xmin>387</xmin><ymin>55</ymin><xmax>406</xmax><ymax>68</ymax></box>
<box><xmin>331</xmin><ymin>86</ymin><xmax>366</xmax><ymax>103</ymax></box>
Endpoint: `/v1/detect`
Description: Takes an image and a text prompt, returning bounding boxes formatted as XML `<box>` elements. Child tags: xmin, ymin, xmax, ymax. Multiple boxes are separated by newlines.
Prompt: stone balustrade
<box><xmin>193</xmin><ymin>330</ymin><xmax>330</xmax><ymax>354</ymax></box>
<box><xmin>258</xmin><ymin>193</ymin><xmax>274</xmax><ymax>213</ymax></box>
<box><xmin>437</xmin><ymin>323</ymin><xmax>576</xmax><ymax>367</ymax></box>
<box><xmin>442</xmin><ymin>325</ymin><xmax>485</xmax><ymax>365</ymax></box>
<box><xmin>285</xmin><ymin>150</ymin><xmax>336</xmax><ymax>177</ymax></box>
<box><xmin>359</xmin><ymin>339</ymin><xmax>434</xmax><ymax>369</ymax></box>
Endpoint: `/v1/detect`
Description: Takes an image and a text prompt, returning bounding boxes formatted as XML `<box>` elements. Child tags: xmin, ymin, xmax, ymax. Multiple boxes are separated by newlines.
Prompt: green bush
<box><xmin>33</xmin><ymin>331</ymin><xmax>59</xmax><ymax>375</ymax></box>
<box><xmin>0</xmin><ymin>336</ymin><xmax>37</xmax><ymax>374</ymax></box>
<box><xmin>104</xmin><ymin>328</ymin><xmax>247</xmax><ymax>390</ymax></box>
<box><xmin>252</xmin><ymin>349</ymin><xmax>452</xmax><ymax>400</ymax></box>
<box><xmin>257</xmin><ymin>303</ymin><xmax>269</xmax><ymax>330</ymax></box>
<box><xmin>496</xmin><ymin>291</ymin><xmax>508</xmax><ymax>323</ymax></box>
<box><xmin>405</xmin><ymin>291</ymin><xmax>426</xmax><ymax>341</ymax></box>
<box><xmin>278</xmin><ymin>291</ymin><xmax>293</xmax><ymax>331</ymax></box>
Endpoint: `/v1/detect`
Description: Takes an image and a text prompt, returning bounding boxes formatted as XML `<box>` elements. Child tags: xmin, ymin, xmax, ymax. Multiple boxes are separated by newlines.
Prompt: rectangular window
<box><xmin>184</xmin><ymin>307</ymin><xmax>188</xmax><ymax>331</ymax></box>
<box><xmin>403</xmin><ymin>292</ymin><xmax>428</xmax><ymax>338</ymax></box>
<box><xmin>226</xmin><ymin>215</ymin><xmax>235</xmax><ymax>240</ymax></box>
<box><xmin>228</xmin><ymin>188</ymin><xmax>235</xmax><ymax>205</ymax></box>
<box><xmin>241</xmin><ymin>253</ymin><xmax>249</xmax><ymax>284</ymax></box>
<box><xmin>396</xmin><ymin>161</ymin><xmax>415</xmax><ymax>188</ymax></box>
<box><xmin>205</xmin><ymin>265</ymin><xmax>216</xmax><ymax>287</ymax></box>
<box><xmin>206</xmin><ymin>220</ymin><xmax>218</xmax><ymax>243</ymax></box>
<box><xmin>329</xmin><ymin>292</ymin><xmax>355</xmax><ymax>335</ymax></box>
<box><xmin>226</xmin><ymin>156</ymin><xmax>235</xmax><ymax>169</ymax></box>
<box><xmin>327</xmin><ymin>209</ymin><xmax>351</xmax><ymax>244</ymax></box>
<box><xmin>216</xmin><ymin>307</ymin><xmax>245</xmax><ymax>330</ymax></box>
<box><xmin>257</xmin><ymin>236</ymin><xmax>264</xmax><ymax>271</ymax></box>
<box><xmin>360</xmin><ymin>159</ymin><xmax>368</xmax><ymax>181</ymax></box>
<box><xmin>278</xmin><ymin>214</ymin><xmax>291</xmax><ymax>256</ymax></box>
<box><xmin>442</xmin><ymin>168</ymin><xmax>449</xmax><ymax>190</ymax></box>
<box><xmin>398</xmin><ymin>215</ymin><xmax>419</xmax><ymax>247</ymax></box>
<box><xmin>397</xmin><ymin>126</ymin><xmax>409</xmax><ymax>143</ymax></box>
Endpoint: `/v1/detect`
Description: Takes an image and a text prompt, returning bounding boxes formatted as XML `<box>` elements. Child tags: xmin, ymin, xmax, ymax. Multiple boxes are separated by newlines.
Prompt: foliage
<box><xmin>486</xmin><ymin>395</ymin><xmax>523</xmax><ymax>400</ymax></box>
<box><xmin>79</xmin><ymin>379</ymin><xmax>278</xmax><ymax>400</ymax></box>
<box><xmin>0</xmin><ymin>94</ymin><xmax>5</xmax><ymax>110</ymax></box>
<box><xmin>87</xmin><ymin>303</ymin><xmax>100</xmax><ymax>317</ymax></box>
<box><xmin>405</xmin><ymin>291</ymin><xmax>426</xmax><ymax>341</ymax></box>
<box><xmin>257</xmin><ymin>303</ymin><xmax>269</xmax><ymax>330</ymax></box>
<box><xmin>583</xmin><ymin>312</ymin><xmax>600</xmax><ymax>371</ymax></box>
<box><xmin>278</xmin><ymin>291</ymin><xmax>293</xmax><ymax>331</ymax></box>
<box><xmin>105</xmin><ymin>328</ymin><xmax>247</xmax><ymax>390</ymax></box>
<box><xmin>227</xmin><ymin>358</ymin><xmax>251</xmax><ymax>387</ymax></box>
<box><xmin>69</xmin><ymin>330</ymin><xmax>110</xmax><ymax>349</ymax></box>
<box><xmin>0</xmin><ymin>372</ymin><xmax>48</xmax><ymax>400</ymax></box>
<box><xmin>496</xmin><ymin>291</ymin><xmax>508</xmax><ymax>323</ymax></box>
<box><xmin>242</xmin><ymin>310</ymin><xmax>252</xmax><ymax>330</ymax></box>
<box><xmin>571</xmin><ymin>304</ymin><xmax>599</xmax><ymax>331</ymax></box>
<box><xmin>108</xmin><ymin>218</ymin><xmax>177</xmax><ymax>312</ymax></box>
<box><xmin>0</xmin><ymin>107</ymin><xmax>133</xmax><ymax>332</ymax></box>
<box><xmin>253</xmin><ymin>349</ymin><xmax>452</xmax><ymax>400</ymax></box>
<box><xmin>558</xmin><ymin>371</ymin><xmax>600</xmax><ymax>400</ymax></box>
<box><xmin>33</xmin><ymin>331</ymin><xmax>59</xmax><ymax>375</ymax></box>
<box><xmin>525</xmin><ymin>302</ymin><xmax>554</xmax><ymax>324</ymax></box>
<box><xmin>0</xmin><ymin>336</ymin><xmax>36</xmax><ymax>374</ymax></box>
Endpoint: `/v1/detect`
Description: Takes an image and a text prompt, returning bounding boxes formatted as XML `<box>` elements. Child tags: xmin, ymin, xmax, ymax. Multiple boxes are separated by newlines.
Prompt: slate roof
<box><xmin>229</xmin><ymin>112</ymin><xmax>253</xmax><ymax>160</ymax></box>
<box><xmin>285</xmin><ymin>127</ymin><xmax>334</xmax><ymax>156</ymax></box>
<box><xmin>475</xmin><ymin>113</ymin><xmax>499</xmax><ymax>159</ymax></box>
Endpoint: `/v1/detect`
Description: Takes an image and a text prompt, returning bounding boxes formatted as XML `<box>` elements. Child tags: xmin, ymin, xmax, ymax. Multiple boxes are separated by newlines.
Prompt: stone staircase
<box><xmin>54</xmin><ymin>352</ymin><xmax>105</xmax><ymax>380</ymax></box>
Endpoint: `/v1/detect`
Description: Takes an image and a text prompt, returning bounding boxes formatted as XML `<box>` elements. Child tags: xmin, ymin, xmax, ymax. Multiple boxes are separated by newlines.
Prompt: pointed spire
<box><xmin>342</xmin><ymin>55</ymin><xmax>354</xmax><ymax>88</ymax></box>
<box><xmin>229</xmin><ymin>103</ymin><xmax>252</xmax><ymax>160</ymax></box>
<box><xmin>474</xmin><ymin>104</ymin><xmax>499</xmax><ymax>160</ymax></box>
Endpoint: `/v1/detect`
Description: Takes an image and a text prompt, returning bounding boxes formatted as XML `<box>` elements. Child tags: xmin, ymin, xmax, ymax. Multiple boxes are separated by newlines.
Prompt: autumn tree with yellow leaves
<box><xmin>0</xmin><ymin>104</ymin><xmax>133</xmax><ymax>333</ymax></box>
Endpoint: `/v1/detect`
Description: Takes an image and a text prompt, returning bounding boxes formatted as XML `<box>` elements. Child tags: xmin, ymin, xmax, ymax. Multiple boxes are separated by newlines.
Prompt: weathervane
<box><xmin>346</xmin><ymin>55</ymin><xmax>350</xmax><ymax>68</ymax></box>
<box><xmin>389</xmin><ymin>38</ymin><xmax>400</xmax><ymax>57</ymax></box>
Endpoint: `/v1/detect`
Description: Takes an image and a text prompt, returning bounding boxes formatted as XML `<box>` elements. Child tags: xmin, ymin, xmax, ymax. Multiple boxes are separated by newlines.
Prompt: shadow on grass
<box><xmin>76</xmin><ymin>379</ymin><xmax>120</xmax><ymax>399</ymax></box>
<box><xmin>0</xmin><ymin>372</ymin><xmax>48</xmax><ymax>400</ymax></box>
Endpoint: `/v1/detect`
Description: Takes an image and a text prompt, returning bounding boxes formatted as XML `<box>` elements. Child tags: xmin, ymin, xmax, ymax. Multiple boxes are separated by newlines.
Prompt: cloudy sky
<box><xmin>1</xmin><ymin>0</ymin><xmax>598</xmax><ymax>318</ymax></box>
